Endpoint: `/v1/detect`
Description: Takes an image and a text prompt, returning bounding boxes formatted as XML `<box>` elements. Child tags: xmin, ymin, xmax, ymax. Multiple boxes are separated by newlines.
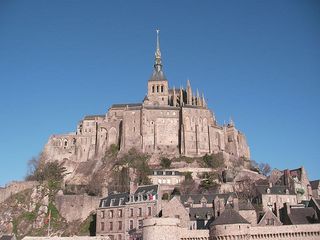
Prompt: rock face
<box><xmin>54</xmin><ymin>194</ymin><xmax>100</xmax><ymax>222</ymax></box>
<box><xmin>0</xmin><ymin>185</ymin><xmax>50</xmax><ymax>237</ymax></box>
<box><xmin>41</xmin><ymin>33</ymin><xmax>250</xmax><ymax>185</ymax></box>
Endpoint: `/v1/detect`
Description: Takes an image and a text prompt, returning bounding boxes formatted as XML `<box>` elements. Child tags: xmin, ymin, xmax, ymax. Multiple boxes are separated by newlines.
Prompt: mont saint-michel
<box><xmin>43</xmin><ymin>30</ymin><xmax>250</xmax><ymax>185</ymax></box>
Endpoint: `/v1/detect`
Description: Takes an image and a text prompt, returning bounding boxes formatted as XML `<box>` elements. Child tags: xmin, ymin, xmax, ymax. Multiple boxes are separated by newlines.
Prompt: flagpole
<box><xmin>47</xmin><ymin>209</ymin><xmax>51</xmax><ymax>237</ymax></box>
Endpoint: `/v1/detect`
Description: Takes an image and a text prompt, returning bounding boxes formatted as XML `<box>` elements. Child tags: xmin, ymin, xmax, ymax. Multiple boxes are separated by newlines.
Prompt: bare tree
<box><xmin>234</xmin><ymin>176</ymin><xmax>257</xmax><ymax>202</ymax></box>
<box><xmin>259</xmin><ymin>163</ymin><xmax>271</xmax><ymax>176</ymax></box>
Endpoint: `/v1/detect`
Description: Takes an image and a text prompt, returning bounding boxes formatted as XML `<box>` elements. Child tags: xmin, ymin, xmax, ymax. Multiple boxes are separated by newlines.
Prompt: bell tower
<box><xmin>146</xmin><ymin>30</ymin><xmax>169</xmax><ymax>106</ymax></box>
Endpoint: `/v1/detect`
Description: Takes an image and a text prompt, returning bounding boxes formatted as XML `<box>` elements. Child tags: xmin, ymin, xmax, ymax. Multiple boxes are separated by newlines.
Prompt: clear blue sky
<box><xmin>0</xmin><ymin>0</ymin><xmax>319</xmax><ymax>187</ymax></box>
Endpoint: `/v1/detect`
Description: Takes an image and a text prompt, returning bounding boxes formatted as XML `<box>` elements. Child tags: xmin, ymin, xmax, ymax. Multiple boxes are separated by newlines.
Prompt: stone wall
<box><xmin>0</xmin><ymin>181</ymin><xmax>39</xmax><ymax>203</ymax></box>
<box><xmin>210</xmin><ymin>223</ymin><xmax>320</xmax><ymax>240</ymax></box>
<box><xmin>23</xmin><ymin>237</ymin><xmax>110</xmax><ymax>240</ymax></box>
<box><xmin>143</xmin><ymin>217</ymin><xmax>209</xmax><ymax>240</ymax></box>
<box><xmin>54</xmin><ymin>194</ymin><xmax>100</xmax><ymax>222</ymax></box>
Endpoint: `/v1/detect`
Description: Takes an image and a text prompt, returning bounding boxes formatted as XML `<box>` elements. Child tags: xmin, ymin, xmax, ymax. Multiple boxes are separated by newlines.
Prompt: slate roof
<box><xmin>111</xmin><ymin>103</ymin><xmax>142</xmax><ymax>108</ymax></box>
<box><xmin>316</xmin><ymin>199</ymin><xmax>320</xmax><ymax>207</ymax></box>
<box><xmin>180</xmin><ymin>193</ymin><xmax>234</xmax><ymax>205</ymax></box>
<box><xmin>99</xmin><ymin>192</ymin><xmax>129</xmax><ymax>208</ymax></box>
<box><xmin>211</xmin><ymin>208</ymin><xmax>250</xmax><ymax>226</ymax></box>
<box><xmin>149</xmin><ymin>69</ymin><xmax>167</xmax><ymax>81</ymax></box>
<box><xmin>134</xmin><ymin>184</ymin><xmax>158</xmax><ymax>195</ymax></box>
<box><xmin>239</xmin><ymin>199</ymin><xmax>255</xmax><ymax>210</ymax></box>
<box><xmin>256</xmin><ymin>185</ymin><xmax>294</xmax><ymax>195</ymax></box>
<box><xmin>310</xmin><ymin>180</ymin><xmax>320</xmax><ymax>190</ymax></box>
<box><xmin>189</xmin><ymin>207</ymin><xmax>213</xmax><ymax>221</ymax></box>
<box><xmin>288</xmin><ymin>207</ymin><xmax>317</xmax><ymax>224</ymax></box>
<box><xmin>83</xmin><ymin>115</ymin><xmax>105</xmax><ymax>120</ymax></box>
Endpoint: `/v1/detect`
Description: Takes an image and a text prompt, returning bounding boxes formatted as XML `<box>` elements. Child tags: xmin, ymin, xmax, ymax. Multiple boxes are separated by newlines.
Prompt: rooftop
<box><xmin>211</xmin><ymin>208</ymin><xmax>250</xmax><ymax>226</ymax></box>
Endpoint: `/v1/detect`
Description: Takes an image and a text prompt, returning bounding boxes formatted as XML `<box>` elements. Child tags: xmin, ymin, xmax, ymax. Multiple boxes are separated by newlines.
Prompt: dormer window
<box><xmin>285</xmin><ymin>189</ymin><xmax>289</xmax><ymax>195</ymax></box>
<box><xmin>267</xmin><ymin>188</ymin><xmax>271</xmax><ymax>194</ymax></box>
<box><xmin>119</xmin><ymin>198</ymin><xmax>124</xmax><ymax>205</ymax></box>
<box><xmin>111</xmin><ymin>199</ymin><xmax>116</xmax><ymax>206</ymax></box>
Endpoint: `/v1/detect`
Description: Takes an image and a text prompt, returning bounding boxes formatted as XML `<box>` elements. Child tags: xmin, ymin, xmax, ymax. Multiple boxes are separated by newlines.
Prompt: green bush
<box><xmin>201</xmin><ymin>153</ymin><xmax>225</xmax><ymax>169</ymax></box>
<box><xmin>162</xmin><ymin>193</ymin><xmax>169</xmax><ymax>200</ymax></box>
<box><xmin>160</xmin><ymin>157</ymin><xmax>171</xmax><ymax>168</ymax></box>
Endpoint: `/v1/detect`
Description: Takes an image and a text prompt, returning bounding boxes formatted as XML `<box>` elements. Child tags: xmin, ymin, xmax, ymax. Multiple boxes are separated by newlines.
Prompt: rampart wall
<box><xmin>0</xmin><ymin>181</ymin><xmax>39</xmax><ymax>203</ymax></box>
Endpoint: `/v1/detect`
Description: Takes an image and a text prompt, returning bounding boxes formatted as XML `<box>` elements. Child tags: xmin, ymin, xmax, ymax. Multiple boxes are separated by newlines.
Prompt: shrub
<box><xmin>160</xmin><ymin>157</ymin><xmax>171</xmax><ymax>168</ymax></box>
<box><xmin>162</xmin><ymin>193</ymin><xmax>169</xmax><ymax>200</ymax></box>
<box><xmin>201</xmin><ymin>153</ymin><xmax>225</xmax><ymax>169</ymax></box>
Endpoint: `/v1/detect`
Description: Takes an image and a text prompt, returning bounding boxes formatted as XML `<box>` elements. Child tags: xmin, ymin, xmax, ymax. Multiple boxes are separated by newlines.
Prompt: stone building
<box><xmin>142</xmin><ymin>202</ymin><xmax>320</xmax><ymax>240</ymax></box>
<box><xmin>96</xmin><ymin>185</ymin><xmax>160</xmax><ymax>240</ymax></box>
<box><xmin>254</xmin><ymin>184</ymin><xmax>297</xmax><ymax>215</ymax></box>
<box><xmin>310</xmin><ymin>180</ymin><xmax>320</xmax><ymax>198</ymax></box>
<box><xmin>43</xmin><ymin>31</ymin><xmax>250</xmax><ymax>166</ymax></box>
<box><xmin>148</xmin><ymin>170</ymin><xmax>184</xmax><ymax>193</ymax></box>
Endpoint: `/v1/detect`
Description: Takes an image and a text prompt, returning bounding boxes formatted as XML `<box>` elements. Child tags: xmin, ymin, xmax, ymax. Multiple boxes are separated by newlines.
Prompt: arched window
<box><xmin>157</xmin><ymin>85</ymin><xmax>159</xmax><ymax>92</ymax></box>
<box><xmin>152</xmin><ymin>85</ymin><xmax>155</xmax><ymax>93</ymax></box>
<box><xmin>161</xmin><ymin>85</ymin><xmax>164</xmax><ymax>92</ymax></box>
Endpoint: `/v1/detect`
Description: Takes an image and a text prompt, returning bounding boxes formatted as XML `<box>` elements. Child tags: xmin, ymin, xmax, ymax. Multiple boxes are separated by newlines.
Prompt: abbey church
<box><xmin>44</xmin><ymin>31</ymin><xmax>250</xmax><ymax>163</ymax></box>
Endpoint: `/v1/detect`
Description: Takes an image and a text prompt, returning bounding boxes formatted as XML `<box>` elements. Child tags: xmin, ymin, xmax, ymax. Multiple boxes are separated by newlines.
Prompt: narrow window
<box><xmin>138</xmin><ymin>220</ymin><xmax>143</xmax><ymax>229</ymax></box>
<box><xmin>101</xmin><ymin>222</ymin><xmax>105</xmax><ymax>231</ymax></box>
<box><xmin>118</xmin><ymin>209</ymin><xmax>122</xmax><ymax>217</ymax></box>
<box><xmin>152</xmin><ymin>85</ymin><xmax>155</xmax><ymax>93</ymax></box>
<box><xmin>109</xmin><ymin>210</ymin><xmax>114</xmax><ymax>218</ymax></box>
<box><xmin>118</xmin><ymin>221</ymin><xmax>122</xmax><ymax>230</ymax></box>
<box><xmin>138</xmin><ymin>208</ymin><xmax>142</xmax><ymax>217</ymax></box>
<box><xmin>110</xmin><ymin>222</ymin><xmax>113</xmax><ymax>231</ymax></box>
<box><xmin>161</xmin><ymin>85</ymin><xmax>164</xmax><ymax>92</ymax></box>
<box><xmin>130</xmin><ymin>208</ymin><xmax>133</xmax><ymax>217</ymax></box>
<box><xmin>157</xmin><ymin>85</ymin><xmax>159</xmax><ymax>92</ymax></box>
<box><xmin>129</xmin><ymin>220</ymin><xmax>134</xmax><ymax>230</ymax></box>
<box><xmin>101</xmin><ymin>210</ymin><xmax>105</xmax><ymax>219</ymax></box>
<box><xmin>148</xmin><ymin>207</ymin><xmax>152</xmax><ymax>216</ymax></box>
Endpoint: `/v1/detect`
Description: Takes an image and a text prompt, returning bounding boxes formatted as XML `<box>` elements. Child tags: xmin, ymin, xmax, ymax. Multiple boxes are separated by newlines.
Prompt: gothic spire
<box><xmin>150</xmin><ymin>29</ymin><xmax>166</xmax><ymax>81</ymax></box>
<box><xmin>154</xmin><ymin>29</ymin><xmax>162</xmax><ymax>72</ymax></box>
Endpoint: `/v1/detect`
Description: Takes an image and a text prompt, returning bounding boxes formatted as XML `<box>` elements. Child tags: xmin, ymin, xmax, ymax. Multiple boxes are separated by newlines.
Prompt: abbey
<box><xmin>44</xmin><ymin>31</ymin><xmax>250</xmax><ymax>163</ymax></box>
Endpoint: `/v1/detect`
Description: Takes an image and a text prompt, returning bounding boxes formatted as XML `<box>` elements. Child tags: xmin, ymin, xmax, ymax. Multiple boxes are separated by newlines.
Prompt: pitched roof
<box><xmin>149</xmin><ymin>69</ymin><xmax>167</xmax><ymax>81</ymax></box>
<box><xmin>211</xmin><ymin>208</ymin><xmax>250</xmax><ymax>226</ymax></box>
<box><xmin>257</xmin><ymin>209</ymin><xmax>282</xmax><ymax>226</ymax></box>
<box><xmin>310</xmin><ymin>180</ymin><xmax>320</xmax><ymax>190</ymax></box>
<box><xmin>288</xmin><ymin>207</ymin><xmax>317</xmax><ymax>224</ymax></box>
<box><xmin>134</xmin><ymin>184</ymin><xmax>159</xmax><ymax>195</ymax></box>
<box><xmin>180</xmin><ymin>193</ymin><xmax>234</xmax><ymax>205</ymax></box>
<box><xmin>99</xmin><ymin>192</ymin><xmax>129</xmax><ymax>208</ymax></box>
<box><xmin>239</xmin><ymin>199</ymin><xmax>255</xmax><ymax>210</ymax></box>
<box><xmin>111</xmin><ymin>103</ymin><xmax>142</xmax><ymax>108</ymax></box>
<box><xmin>189</xmin><ymin>207</ymin><xmax>213</xmax><ymax>221</ymax></box>
<box><xmin>256</xmin><ymin>185</ymin><xmax>294</xmax><ymax>195</ymax></box>
<box><xmin>83</xmin><ymin>115</ymin><xmax>105</xmax><ymax>120</ymax></box>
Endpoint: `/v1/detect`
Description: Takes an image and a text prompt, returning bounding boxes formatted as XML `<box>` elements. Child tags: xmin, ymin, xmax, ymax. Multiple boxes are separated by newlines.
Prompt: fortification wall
<box><xmin>210</xmin><ymin>223</ymin><xmax>320</xmax><ymax>240</ymax></box>
<box><xmin>54</xmin><ymin>194</ymin><xmax>100</xmax><ymax>222</ymax></box>
<box><xmin>143</xmin><ymin>218</ymin><xmax>209</xmax><ymax>240</ymax></box>
<box><xmin>0</xmin><ymin>181</ymin><xmax>39</xmax><ymax>203</ymax></box>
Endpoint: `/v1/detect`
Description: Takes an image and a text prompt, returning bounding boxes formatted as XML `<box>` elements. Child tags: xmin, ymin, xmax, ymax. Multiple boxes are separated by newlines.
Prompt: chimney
<box><xmin>101</xmin><ymin>183</ymin><xmax>109</xmax><ymax>197</ymax></box>
<box><xmin>130</xmin><ymin>181</ymin><xmax>137</xmax><ymax>194</ymax></box>
<box><xmin>284</xmin><ymin>202</ymin><xmax>291</xmax><ymax>215</ymax></box>
<box><xmin>233</xmin><ymin>198</ymin><xmax>239</xmax><ymax>212</ymax></box>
